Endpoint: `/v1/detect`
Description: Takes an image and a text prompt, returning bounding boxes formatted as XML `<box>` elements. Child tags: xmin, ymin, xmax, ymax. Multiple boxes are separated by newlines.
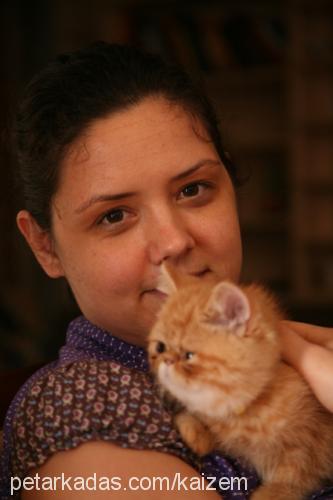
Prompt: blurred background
<box><xmin>0</xmin><ymin>0</ymin><xmax>332</xmax><ymax>373</ymax></box>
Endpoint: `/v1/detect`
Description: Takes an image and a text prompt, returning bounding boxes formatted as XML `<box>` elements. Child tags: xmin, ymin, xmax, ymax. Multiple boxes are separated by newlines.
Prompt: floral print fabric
<box><xmin>11</xmin><ymin>358</ymin><xmax>196</xmax><ymax>479</ymax></box>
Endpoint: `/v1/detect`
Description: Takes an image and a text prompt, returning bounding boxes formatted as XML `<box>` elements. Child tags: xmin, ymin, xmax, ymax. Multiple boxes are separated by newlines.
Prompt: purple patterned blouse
<box><xmin>1</xmin><ymin>316</ymin><xmax>332</xmax><ymax>499</ymax></box>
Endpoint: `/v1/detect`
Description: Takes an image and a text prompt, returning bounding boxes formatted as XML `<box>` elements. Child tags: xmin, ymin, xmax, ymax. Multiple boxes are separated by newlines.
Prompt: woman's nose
<box><xmin>145</xmin><ymin>209</ymin><xmax>195</xmax><ymax>265</ymax></box>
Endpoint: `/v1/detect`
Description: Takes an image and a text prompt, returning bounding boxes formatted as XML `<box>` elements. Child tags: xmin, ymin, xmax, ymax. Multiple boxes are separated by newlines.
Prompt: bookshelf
<box><xmin>288</xmin><ymin>0</ymin><xmax>333</xmax><ymax>307</ymax></box>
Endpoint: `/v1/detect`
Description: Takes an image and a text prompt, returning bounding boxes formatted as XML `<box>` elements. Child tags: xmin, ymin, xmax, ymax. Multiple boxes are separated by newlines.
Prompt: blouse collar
<box><xmin>58</xmin><ymin>315</ymin><xmax>149</xmax><ymax>372</ymax></box>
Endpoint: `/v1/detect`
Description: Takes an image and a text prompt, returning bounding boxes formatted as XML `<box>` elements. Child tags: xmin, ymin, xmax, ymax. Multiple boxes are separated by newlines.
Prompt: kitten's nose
<box><xmin>164</xmin><ymin>355</ymin><xmax>175</xmax><ymax>366</ymax></box>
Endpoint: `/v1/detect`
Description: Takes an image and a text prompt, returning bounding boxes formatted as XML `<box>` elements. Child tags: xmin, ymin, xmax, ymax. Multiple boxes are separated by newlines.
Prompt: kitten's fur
<box><xmin>148</xmin><ymin>266</ymin><xmax>333</xmax><ymax>500</ymax></box>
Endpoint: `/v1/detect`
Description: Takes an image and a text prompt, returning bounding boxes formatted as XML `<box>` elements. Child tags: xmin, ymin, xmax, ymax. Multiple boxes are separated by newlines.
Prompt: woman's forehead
<box><xmin>77</xmin><ymin>97</ymin><xmax>206</xmax><ymax>156</ymax></box>
<box><xmin>56</xmin><ymin>97</ymin><xmax>216</xmax><ymax>195</ymax></box>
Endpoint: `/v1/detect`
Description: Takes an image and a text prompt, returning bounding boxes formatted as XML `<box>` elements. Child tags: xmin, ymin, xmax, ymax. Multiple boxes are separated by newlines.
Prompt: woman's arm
<box><xmin>21</xmin><ymin>441</ymin><xmax>221</xmax><ymax>499</ymax></box>
<box><xmin>280</xmin><ymin>320</ymin><xmax>333</xmax><ymax>413</ymax></box>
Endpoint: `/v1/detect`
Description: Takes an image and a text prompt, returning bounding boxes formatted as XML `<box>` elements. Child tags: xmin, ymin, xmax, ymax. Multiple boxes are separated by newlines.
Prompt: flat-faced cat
<box><xmin>148</xmin><ymin>266</ymin><xmax>333</xmax><ymax>500</ymax></box>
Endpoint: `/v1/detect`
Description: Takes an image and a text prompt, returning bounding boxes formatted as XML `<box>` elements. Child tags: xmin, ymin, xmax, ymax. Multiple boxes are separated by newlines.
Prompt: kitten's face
<box><xmin>148</xmin><ymin>274</ymin><xmax>281</xmax><ymax>420</ymax></box>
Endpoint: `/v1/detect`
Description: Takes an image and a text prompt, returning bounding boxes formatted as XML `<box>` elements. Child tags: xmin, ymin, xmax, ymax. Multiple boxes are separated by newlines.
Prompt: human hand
<box><xmin>280</xmin><ymin>320</ymin><xmax>333</xmax><ymax>413</ymax></box>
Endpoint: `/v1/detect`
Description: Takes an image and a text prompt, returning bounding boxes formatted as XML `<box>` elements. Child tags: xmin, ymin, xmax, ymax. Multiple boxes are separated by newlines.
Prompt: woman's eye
<box><xmin>178</xmin><ymin>182</ymin><xmax>210</xmax><ymax>200</ymax></box>
<box><xmin>182</xmin><ymin>183</ymin><xmax>200</xmax><ymax>197</ymax></box>
<box><xmin>98</xmin><ymin>208</ymin><xmax>127</xmax><ymax>226</ymax></box>
<box><xmin>96</xmin><ymin>207</ymin><xmax>138</xmax><ymax>233</ymax></box>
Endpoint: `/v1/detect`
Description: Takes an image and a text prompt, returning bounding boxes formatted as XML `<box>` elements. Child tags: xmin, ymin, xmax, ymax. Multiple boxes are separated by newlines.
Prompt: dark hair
<box><xmin>14</xmin><ymin>41</ymin><xmax>238</xmax><ymax>231</ymax></box>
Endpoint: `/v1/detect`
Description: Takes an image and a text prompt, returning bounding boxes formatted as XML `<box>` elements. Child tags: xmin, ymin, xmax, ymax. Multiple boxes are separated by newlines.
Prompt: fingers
<box><xmin>279</xmin><ymin>327</ymin><xmax>308</xmax><ymax>369</ymax></box>
<box><xmin>281</xmin><ymin>320</ymin><xmax>333</xmax><ymax>349</ymax></box>
<box><xmin>299</xmin><ymin>342</ymin><xmax>333</xmax><ymax>413</ymax></box>
<box><xmin>279</xmin><ymin>323</ymin><xmax>333</xmax><ymax>413</ymax></box>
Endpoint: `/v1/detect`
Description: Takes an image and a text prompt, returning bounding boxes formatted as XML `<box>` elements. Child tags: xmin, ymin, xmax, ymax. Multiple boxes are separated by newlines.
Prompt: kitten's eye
<box><xmin>156</xmin><ymin>341</ymin><xmax>166</xmax><ymax>354</ymax></box>
<box><xmin>185</xmin><ymin>351</ymin><xmax>194</xmax><ymax>360</ymax></box>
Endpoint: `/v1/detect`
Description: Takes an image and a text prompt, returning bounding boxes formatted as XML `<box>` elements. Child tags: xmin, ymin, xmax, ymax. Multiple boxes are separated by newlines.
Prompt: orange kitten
<box><xmin>148</xmin><ymin>266</ymin><xmax>333</xmax><ymax>500</ymax></box>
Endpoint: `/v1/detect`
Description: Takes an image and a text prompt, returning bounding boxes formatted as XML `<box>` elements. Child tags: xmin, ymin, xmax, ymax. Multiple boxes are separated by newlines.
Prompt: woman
<box><xmin>1</xmin><ymin>42</ymin><xmax>332</xmax><ymax>499</ymax></box>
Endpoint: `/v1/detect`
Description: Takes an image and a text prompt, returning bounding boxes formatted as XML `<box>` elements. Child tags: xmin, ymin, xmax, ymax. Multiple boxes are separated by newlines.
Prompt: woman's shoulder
<box><xmin>11</xmin><ymin>358</ymin><xmax>192</xmax><ymax>481</ymax></box>
<box><xmin>14</xmin><ymin>358</ymin><xmax>169</xmax><ymax>427</ymax></box>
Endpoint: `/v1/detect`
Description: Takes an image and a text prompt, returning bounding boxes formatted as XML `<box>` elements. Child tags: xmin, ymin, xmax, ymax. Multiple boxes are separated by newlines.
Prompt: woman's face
<box><xmin>50</xmin><ymin>97</ymin><xmax>242</xmax><ymax>346</ymax></box>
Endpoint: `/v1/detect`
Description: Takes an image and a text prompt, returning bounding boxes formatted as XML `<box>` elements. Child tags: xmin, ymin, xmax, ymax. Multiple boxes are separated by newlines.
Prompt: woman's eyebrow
<box><xmin>75</xmin><ymin>191</ymin><xmax>137</xmax><ymax>214</ymax></box>
<box><xmin>75</xmin><ymin>158</ymin><xmax>221</xmax><ymax>214</ymax></box>
<box><xmin>171</xmin><ymin>158</ymin><xmax>221</xmax><ymax>181</ymax></box>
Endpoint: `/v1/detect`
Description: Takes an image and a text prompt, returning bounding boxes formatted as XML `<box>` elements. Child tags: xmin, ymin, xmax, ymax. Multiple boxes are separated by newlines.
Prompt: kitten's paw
<box><xmin>175</xmin><ymin>412</ymin><xmax>215</xmax><ymax>456</ymax></box>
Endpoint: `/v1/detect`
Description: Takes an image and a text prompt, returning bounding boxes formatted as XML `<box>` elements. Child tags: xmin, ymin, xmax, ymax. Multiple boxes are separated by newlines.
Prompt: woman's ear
<box><xmin>16</xmin><ymin>210</ymin><xmax>64</xmax><ymax>278</ymax></box>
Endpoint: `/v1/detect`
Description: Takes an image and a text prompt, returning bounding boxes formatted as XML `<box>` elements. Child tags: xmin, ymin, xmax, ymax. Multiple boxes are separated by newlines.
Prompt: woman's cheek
<box><xmin>99</xmin><ymin>245</ymin><xmax>145</xmax><ymax>296</ymax></box>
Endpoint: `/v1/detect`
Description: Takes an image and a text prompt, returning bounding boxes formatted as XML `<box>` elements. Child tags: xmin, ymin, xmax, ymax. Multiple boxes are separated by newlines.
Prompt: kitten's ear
<box><xmin>203</xmin><ymin>282</ymin><xmax>250</xmax><ymax>332</ymax></box>
<box><xmin>155</xmin><ymin>262</ymin><xmax>179</xmax><ymax>295</ymax></box>
<box><xmin>156</xmin><ymin>262</ymin><xmax>197</xmax><ymax>295</ymax></box>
